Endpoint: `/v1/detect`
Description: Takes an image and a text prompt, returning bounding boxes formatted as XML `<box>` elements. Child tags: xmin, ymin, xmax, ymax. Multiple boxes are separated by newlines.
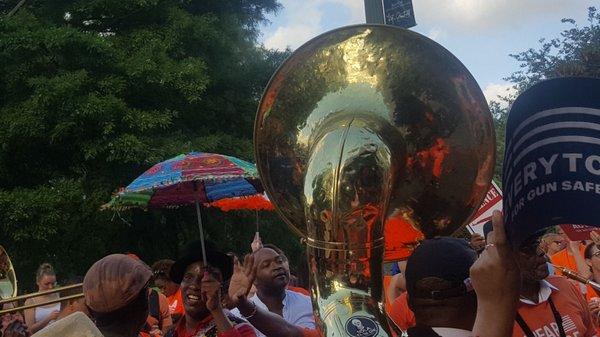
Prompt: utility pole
<box><xmin>364</xmin><ymin>0</ymin><xmax>384</xmax><ymax>24</ymax></box>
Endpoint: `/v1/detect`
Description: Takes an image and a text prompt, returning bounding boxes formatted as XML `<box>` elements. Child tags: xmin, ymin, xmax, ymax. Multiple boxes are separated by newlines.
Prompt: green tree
<box><xmin>0</xmin><ymin>0</ymin><xmax>303</xmax><ymax>291</ymax></box>
<box><xmin>492</xmin><ymin>6</ymin><xmax>600</xmax><ymax>183</ymax></box>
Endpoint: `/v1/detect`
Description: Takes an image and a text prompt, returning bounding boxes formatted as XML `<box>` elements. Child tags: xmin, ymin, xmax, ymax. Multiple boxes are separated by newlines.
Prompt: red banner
<box><xmin>560</xmin><ymin>224</ymin><xmax>597</xmax><ymax>241</ymax></box>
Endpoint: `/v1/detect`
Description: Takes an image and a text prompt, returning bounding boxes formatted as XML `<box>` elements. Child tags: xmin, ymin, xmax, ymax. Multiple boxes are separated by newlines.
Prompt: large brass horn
<box><xmin>254</xmin><ymin>25</ymin><xmax>495</xmax><ymax>336</ymax></box>
<box><xmin>0</xmin><ymin>245</ymin><xmax>17</xmax><ymax>301</ymax></box>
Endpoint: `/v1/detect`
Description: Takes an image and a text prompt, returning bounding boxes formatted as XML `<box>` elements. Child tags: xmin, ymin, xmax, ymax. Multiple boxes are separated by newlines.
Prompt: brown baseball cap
<box><xmin>83</xmin><ymin>254</ymin><xmax>152</xmax><ymax>313</ymax></box>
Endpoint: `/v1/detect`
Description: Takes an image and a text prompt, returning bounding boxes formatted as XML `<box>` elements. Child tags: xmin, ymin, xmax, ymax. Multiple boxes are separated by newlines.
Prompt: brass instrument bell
<box><xmin>0</xmin><ymin>245</ymin><xmax>17</xmax><ymax>300</ymax></box>
<box><xmin>254</xmin><ymin>25</ymin><xmax>495</xmax><ymax>336</ymax></box>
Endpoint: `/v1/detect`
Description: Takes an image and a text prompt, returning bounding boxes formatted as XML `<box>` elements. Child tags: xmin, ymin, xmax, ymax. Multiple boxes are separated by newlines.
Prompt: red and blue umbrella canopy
<box><xmin>105</xmin><ymin>152</ymin><xmax>262</xmax><ymax>209</ymax></box>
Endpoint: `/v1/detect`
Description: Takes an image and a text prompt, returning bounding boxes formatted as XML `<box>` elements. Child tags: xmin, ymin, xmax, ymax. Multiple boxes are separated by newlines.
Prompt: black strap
<box><xmin>149</xmin><ymin>289</ymin><xmax>161</xmax><ymax>329</ymax></box>
<box><xmin>548</xmin><ymin>297</ymin><xmax>567</xmax><ymax>337</ymax></box>
<box><xmin>516</xmin><ymin>297</ymin><xmax>566</xmax><ymax>337</ymax></box>
<box><xmin>515</xmin><ymin>312</ymin><xmax>535</xmax><ymax>337</ymax></box>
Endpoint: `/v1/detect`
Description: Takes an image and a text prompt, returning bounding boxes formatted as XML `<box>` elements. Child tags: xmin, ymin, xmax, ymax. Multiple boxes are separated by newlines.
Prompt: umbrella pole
<box><xmin>195</xmin><ymin>199</ymin><xmax>208</xmax><ymax>266</ymax></box>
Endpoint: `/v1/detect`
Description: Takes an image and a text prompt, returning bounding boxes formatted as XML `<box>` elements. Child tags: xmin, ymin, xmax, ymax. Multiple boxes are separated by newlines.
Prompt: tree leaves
<box><xmin>492</xmin><ymin>7</ymin><xmax>600</xmax><ymax>185</ymax></box>
<box><xmin>0</xmin><ymin>0</ymin><xmax>290</xmax><ymax>291</ymax></box>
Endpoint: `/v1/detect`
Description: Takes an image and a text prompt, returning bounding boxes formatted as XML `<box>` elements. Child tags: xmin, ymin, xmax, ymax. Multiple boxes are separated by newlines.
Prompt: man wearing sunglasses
<box><xmin>512</xmin><ymin>235</ymin><xmax>597</xmax><ymax>337</ymax></box>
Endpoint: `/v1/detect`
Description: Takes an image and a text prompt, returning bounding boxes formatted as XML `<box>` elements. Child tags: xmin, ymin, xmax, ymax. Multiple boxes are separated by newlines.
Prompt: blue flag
<box><xmin>503</xmin><ymin>77</ymin><xmax>600</xmax><ymax>247</ymax></box>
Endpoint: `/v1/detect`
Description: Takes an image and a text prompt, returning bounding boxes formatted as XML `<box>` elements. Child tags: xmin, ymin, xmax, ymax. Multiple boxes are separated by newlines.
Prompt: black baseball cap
<box><xmin>406</xmin><ymin>237</ymin><xmax>477</xmax><ymax>300</ymax></box>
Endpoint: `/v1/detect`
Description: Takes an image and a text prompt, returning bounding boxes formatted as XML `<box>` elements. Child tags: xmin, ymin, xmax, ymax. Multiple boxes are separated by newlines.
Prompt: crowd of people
<box><xmin>0</xmin><ymin>219</ymin><xmax>514</xmax><ymax>337</ymax></box>
<box><xmin>4</xmin><ymin>212</ymin><xmax>594</xmax><ymax>337</ymax></box>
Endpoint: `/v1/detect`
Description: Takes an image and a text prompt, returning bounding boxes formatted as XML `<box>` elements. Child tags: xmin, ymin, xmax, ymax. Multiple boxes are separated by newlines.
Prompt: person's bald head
<box><xmin>253</xmin><ymin>246</ymin><xmax>290</xmax><ymax>292</ymax></box>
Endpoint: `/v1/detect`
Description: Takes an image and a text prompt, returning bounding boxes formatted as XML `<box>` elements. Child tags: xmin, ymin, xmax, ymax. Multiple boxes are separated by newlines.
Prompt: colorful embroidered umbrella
<box><xmin>104</xmin><ymin>152</ymin><xmax>262</xmax><ymax>264</ymax></box>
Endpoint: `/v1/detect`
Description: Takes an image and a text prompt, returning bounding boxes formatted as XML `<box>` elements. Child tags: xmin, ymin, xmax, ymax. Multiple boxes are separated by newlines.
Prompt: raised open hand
<box><xmin>228</xmin><ymin>254</ymin><xmax>256</xmax><ymax>308</ymax></box>
<box><xmin>470</xmin><ymin>211</ymin><xmax>521</xmax><ymax>337</ymax></box>
<box><xmin>201</xmin><ymin>272</ymin><xmax>223</xmax><ymax>312</ymax></box>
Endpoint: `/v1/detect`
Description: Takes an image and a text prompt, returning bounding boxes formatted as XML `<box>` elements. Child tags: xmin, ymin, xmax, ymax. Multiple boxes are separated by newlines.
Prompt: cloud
<box><xmin>264</xmin><ymin>24</ymin><xmax>321</xmax><ymax>50</ymax></box>
<box><xmin>483</xmin><ymin>82</ymin><xmax>517</xmax><ymax>104</ymax></box>
<box><xmin>427</xmin><ymin>28</ymin><xmax>443</xmax><ymax>41</ymax></box>
<box><xmin>413</xmin><ymin>0</ymin><xmax>582</xmax><ymax>32</ymax></box>
<box><xmin>262</xmin><ymin>0</ymin><xmax>364</xmax><ymax>50</ymax></box>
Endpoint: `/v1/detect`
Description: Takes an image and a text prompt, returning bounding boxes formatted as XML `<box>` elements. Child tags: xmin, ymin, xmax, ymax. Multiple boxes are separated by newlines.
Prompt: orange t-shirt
<box><xmin>513</xmin><ymin>276</ymin><xmax>596</xmax><ymax>337</ymax></box>
<box><xmin>388</xmin><ymin>292</ymin><xmax>415</xmax><ymax>331</ymax></box>
<box><xmin>167</xmin><ymin>288</ymin><xmax>185</xmax><ymax>317</ymax></box>
<box><xmin>383</xmin><ymin>275</ymin><xmax>393</xmax><ymax>314</ymax></box>
<box><xmin>551</xmin><ymin>246</ymin><xmax>586</xmax><ymax>276</ymax></box>
<box><xmin>302</xmin><ymin>328</ymin><xmax>322</xmax><ymax>337</ymax></box>
<box><xmin>288</xmin><ymin>286</ymin><xmax>310</xmax><ymax>296</ymax></box>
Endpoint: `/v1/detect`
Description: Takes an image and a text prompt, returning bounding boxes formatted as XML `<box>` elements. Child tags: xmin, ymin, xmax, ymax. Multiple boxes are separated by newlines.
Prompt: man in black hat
<box><xmin>404</xmin><ymin>237</ymin><xmax>479</xmax><ymax>336</ymax></box>
<box><xmin>166</xmin><ymin>240</ymin><xmax>256</xmax><ymax>337</ymax></box>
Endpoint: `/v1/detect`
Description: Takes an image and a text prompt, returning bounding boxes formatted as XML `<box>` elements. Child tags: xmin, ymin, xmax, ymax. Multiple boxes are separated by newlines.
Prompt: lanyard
<box><xmin>516</xmin><ymin>297</ymin><xmax>566</xmax><ymax>337</ymax></box>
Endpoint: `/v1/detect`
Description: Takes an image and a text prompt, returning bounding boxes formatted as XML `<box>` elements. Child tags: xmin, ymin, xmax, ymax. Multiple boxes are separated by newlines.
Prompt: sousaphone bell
<box><xmin>254</xmin><ymin>25</ymin><xmax>495</xmax><ymax>336</ymax></box>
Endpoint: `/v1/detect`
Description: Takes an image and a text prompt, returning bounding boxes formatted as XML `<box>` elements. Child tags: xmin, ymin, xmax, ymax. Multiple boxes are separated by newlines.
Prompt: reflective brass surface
<box><xmin>254</xmin><ymin>25</ymin><xmax>495</xmax><ymax>336</ymax></box>
<box><xmin>0</xmin><ymin>245</ymin><xmax>17</xmax><ymax>300</ymax></box>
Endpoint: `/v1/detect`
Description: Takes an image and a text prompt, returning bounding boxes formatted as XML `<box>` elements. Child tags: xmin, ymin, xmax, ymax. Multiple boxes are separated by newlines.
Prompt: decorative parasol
<box><xmin>104</xmin><ymin>152</ymin><xmax>262</xmax><ymax>264</ymax></box>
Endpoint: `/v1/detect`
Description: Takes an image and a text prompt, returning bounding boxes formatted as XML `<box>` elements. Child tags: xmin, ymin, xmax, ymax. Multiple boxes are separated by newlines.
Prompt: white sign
<box><xmin>467</xmin><ymin>181</ymin><xmax>502</xmax><ymax>236</ymax></box>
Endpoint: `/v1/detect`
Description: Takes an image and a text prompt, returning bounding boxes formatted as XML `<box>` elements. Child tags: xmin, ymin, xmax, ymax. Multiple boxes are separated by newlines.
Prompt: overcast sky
<box><xmin>258</xmin><ymin>0</ymin><xmax>597</xmax><ymax>103</ymax></box>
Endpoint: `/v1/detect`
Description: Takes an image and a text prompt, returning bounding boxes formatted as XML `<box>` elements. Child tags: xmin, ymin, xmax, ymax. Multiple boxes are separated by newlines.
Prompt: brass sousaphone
<box><xmin>0</xmin><ymin>246</ymin><xmax>17</xmax><ymax>301</ymax></box>
<box><xmin>254</xmin><ymin>25</ymin><xmax>495</xmax><ymax>336</ymax></box>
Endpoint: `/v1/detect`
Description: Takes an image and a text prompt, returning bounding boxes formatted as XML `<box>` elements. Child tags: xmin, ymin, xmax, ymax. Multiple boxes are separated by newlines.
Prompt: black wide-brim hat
<box><xmin>170</xmin><ymin>240</ymin><xmax>233</xmax><ymax>284</ymax></box>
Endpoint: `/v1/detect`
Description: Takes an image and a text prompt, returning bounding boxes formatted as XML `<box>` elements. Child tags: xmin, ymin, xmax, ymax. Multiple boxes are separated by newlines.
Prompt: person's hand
<box><xmin>470</xmin><ymin>211</ymin><xmax>520</xmax><ymax>337</ymax></box>
<box><xmin>589</xmin><ymin>298</ymin><xmax>600</xmax><ymax>320</ymax></box>
<box><xmin>470</xmin><ymin>233</ymin><xmax>486</xmax><ymax>252</ymax></box>
<box><xmin>567</xmin><ymin>239</ymin><xmax>580</xmax><ymax>253</ymax></box>
<box><xmin>47</xmin><ymin>310</ymin><xmax>60</xmax><ymax>322</ymax></box>
<box><xmin>251</xmin><ymin>232</ymin><xmax>263</xmax><ymax>252</ymax></box>
<box><xmin>201</xmin><ymin>272</ymin><xmax>223</xmax><ymax>313</ymax></box>
<box><xmin>149</xmin><ymin>325</ymin><xmax>163</xmax><ymax>336</ymax></box>
<box><xmin>470</xmin><ymin>211</ymin><xmax>520</xmax><ymax>300</ymax></box>
<box><xmin>591</xmin><ymin>231</ymin><xmax>600</xmax><ymax>247</ymax></box>
<box><xmin>2</xmin><ymin>320</ymin><xmax>29</xmax><ymax>337</ymax></box>
<box><xmin>228</xmin><ymin>255</ymin><xmax>256</xmax><ymax>308</ymax></box>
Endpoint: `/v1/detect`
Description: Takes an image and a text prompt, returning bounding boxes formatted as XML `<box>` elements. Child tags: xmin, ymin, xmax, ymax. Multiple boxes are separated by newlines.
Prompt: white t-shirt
<box><xmin>231</xmin><ymin>289</ymin><xmax>315</xmax><ymax>337</ymax></box>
